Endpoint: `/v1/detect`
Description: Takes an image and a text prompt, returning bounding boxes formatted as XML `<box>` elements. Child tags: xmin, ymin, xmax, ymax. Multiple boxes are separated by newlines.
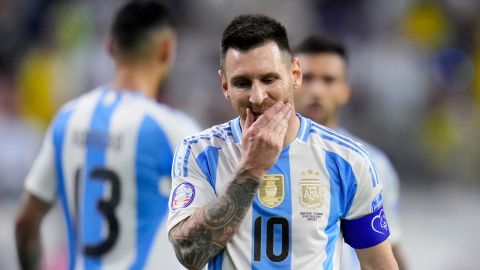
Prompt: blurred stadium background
<box><xmin>0</xmin><ymin>0</ymin><xmax>479</xmax><ymax>269</ymax></box>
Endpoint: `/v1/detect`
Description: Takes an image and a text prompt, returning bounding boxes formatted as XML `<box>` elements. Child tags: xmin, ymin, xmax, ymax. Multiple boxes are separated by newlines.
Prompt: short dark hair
<box><xmin>220</xmin><ymin>14</ymin><xmax>291</xmax><ymax>67</ymax></box>
<box><xmin>294</xmin><ymin>35</ymin><xmax>347</xmax><ymax>61</ymax></box>
<box><xmin>111</xmin><ymin>0</ymin><xmax>174</xmax><ymax>59</ymax></box>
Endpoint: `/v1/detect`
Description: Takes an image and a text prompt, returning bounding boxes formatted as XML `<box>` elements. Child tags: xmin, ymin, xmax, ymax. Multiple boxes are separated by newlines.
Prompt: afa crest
<box><xmin>258</xmin><ymin>174</ymin><xmax>284</xmax><ymax>208</ymax></box>
<box><xmin>299</xmin><ymin>170</ymin><xmax>324</xmax><ymax>209</ymax></box>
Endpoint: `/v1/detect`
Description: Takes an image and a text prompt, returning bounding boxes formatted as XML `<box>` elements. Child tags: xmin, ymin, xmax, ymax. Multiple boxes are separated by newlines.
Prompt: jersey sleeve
<box><xmin>24</xmin><ymin>127</ymin><xmax>57</xmax><ymax>203</ymax></box>
<box><xmin>167</xmin><ymin>140</ymin><xmax>216</xmax><ymax>232</ymax></box>
<box><xmin>374</xmin><ymin>152</ymin><xmax>401</xmax><ymax>244</ymax></box>
<box><xmin>340</xmin><ymin>146</ymin><xmax>390</xmax><ymax>249</ymax></box>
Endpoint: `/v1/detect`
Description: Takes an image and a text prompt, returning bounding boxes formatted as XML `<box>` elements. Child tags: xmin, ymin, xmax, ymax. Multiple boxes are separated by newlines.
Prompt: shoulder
<box><xmin>50</xmin><ymin>88</ymin><xmax>104</xmax><ymax>131</ymax></box>
<box><xmin>176</xmin><ymin>120</ymin><xmax>236</xmax><ymax>154</ymax></box>
<box><xmin>140</xmin><ymin>101</ymin><xmax>200</xmax><ymax>131</ymax></box>
<box><xmin>308</xmin><ymin>121</ymin><xmax>371</xmax><ymax>163</ymax></box>
<box><xmin>338</xmin><ymin>129</ymin><xmax>399</xmax><ymax>181</ymax></box>
<box><xmin>60</xmin><ymin>88</ymin><xmax>102</xmax><ymax>113</ymax></box>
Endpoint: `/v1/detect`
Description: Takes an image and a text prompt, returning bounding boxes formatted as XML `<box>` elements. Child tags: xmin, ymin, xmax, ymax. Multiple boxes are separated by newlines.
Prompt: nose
<box><xmin>309</xmin><ymin>81</ymin><xmax>326</xmax><ymax>97</ymax></box>
<box><xmin>249</xmin><ymin>81</ymin><xmax>267</xmax><ymax>106</ymax></box>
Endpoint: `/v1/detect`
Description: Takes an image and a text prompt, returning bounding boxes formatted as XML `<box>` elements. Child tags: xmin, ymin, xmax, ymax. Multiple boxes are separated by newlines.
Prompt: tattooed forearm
<box><xmin>169</xmin><ymin>169</ymin><xmax>261</xmax><ymax>270</ymax></box>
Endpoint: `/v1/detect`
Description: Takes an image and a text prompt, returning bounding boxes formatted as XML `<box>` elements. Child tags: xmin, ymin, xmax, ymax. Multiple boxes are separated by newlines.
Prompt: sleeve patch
<box><xmin>171</xmin><ymin>183</ymin><xmax>195</xmax><ymax>210</ymax></box>
<box><xmin>341</xmin><ymin>206</ymin><xmax>390</xmax><ymax>249</ymax></box>
<box><xmin>371</xmin><ymin>193</ymin><xmax>383</xmax><ymax>211</ymax></box>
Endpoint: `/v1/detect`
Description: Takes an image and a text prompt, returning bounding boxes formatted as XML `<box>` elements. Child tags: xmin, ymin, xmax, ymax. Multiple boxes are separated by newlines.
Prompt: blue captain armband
<box><xmin>341</xmin><ymin>206</ymin><xmax>390</xmax><ymax>249</ymax></box>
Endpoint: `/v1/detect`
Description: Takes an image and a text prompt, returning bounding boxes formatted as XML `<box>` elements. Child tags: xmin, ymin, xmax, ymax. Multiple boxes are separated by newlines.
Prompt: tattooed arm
<box><xmin>169</xmin><ymin>169</ymin><xmax>261</xmax><ymax>269</ymax></box>
<box><xmin>169</xmin><ymin>102</ymin><xmax>293</xmax><ymax>270</ymax></box>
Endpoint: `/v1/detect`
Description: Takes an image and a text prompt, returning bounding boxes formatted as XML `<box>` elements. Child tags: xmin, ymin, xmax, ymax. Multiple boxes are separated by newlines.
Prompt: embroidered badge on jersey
<box><xmin>258</xmin><ymin>174</ymin><xmax>284</xmax><ymax>208</ymax></box>
<box><xmin>299</xmin><ymin>169</ymin><xmax>324</xmax><ymax>209</ymax></box>
<box><xmin>171</xmin><ymin>183</ymin><xmax>195</xmax><ymax>210</ymax></box>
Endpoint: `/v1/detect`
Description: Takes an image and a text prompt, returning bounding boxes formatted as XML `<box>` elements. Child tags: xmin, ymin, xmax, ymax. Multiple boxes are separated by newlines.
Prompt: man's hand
<box><xmin>240</xmin><ymin>102</ymin><xmax>292</xmax><ymax>178</ymax></box>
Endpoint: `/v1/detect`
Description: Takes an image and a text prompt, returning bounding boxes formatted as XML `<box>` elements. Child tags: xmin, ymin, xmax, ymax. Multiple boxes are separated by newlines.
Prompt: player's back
<box><xmin>50</xmin><ymin>87</ymin><xmax>197</xmax><ymax>269</ymax></box>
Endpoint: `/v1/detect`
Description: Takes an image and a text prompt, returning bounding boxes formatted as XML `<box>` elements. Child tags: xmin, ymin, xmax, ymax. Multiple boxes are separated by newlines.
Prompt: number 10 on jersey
<box><xmin>253</xmin><ymin>216</ymin><xmax>290</xmax><ymax>263</ymax></box>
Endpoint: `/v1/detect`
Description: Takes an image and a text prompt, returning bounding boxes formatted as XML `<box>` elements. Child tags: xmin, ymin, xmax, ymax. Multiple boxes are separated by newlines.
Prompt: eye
<box><xmin>262</xmin><ymin>76</ymin><xmax>276</xmax><ymax>84</ymax></box>
<box><xmin>322</xmin><ymin>75</ymin><xmax>335</xmax><ymax>85</ymax></box>
<box><xmin>302</xmin><ymin>74</ymin><xmax>313</xmax><ymax>83</ymax></box>
<box><xmin>232</xmin><ymin>79</ymin><xmax>251</xmax><ymax>89</ymax></box>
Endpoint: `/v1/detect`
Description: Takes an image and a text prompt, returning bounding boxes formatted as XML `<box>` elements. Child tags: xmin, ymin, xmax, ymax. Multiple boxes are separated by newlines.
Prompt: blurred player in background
<box><xmin>294</xmin><ymin>35</ymin><xmax>406</xmax><ymax>270</ymax></box>
<box><xmin>167</xmin><ymin>14</ymin><xmax>398</xmax><ymax>269</ymax></box>
<box><xmin>15</xmin><ymin>1</ymin><xmax>200</xmax><ymax>269</ymax></box>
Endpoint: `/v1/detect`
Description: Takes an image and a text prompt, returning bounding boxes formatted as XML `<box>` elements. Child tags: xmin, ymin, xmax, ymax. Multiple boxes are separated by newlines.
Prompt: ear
<box><xmin>158</xmin><ymin>34</ymin><xmax>175</xmax><ymax>65</ymax></box>
<box><xmin>106</xmin><ymin>36</ymin><xmax>115</xmax><ymax>58</ymax></box>
<box><xmin>339</xmin><ymin>83</ymin><xmax>352</xmax><ymax>106</ymax></box>
<box><xmin>291</xmin><ymin>57</ymin><xmax>302</xmax><ymax>89</ymax></box>
<box><xmin>218</xmin><ymin>69</ymin><xmax>229</xmax><ymax>100</ymax></box>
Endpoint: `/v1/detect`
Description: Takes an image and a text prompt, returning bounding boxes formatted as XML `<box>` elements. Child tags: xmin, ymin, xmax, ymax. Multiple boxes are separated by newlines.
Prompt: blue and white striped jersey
<box><xmin>168</xmin><ymin>115</ymin><xmax>390</xmax><ymax>270</ymax></box>
<box><xmin>25</xmin><ymin>87</ymin><xmax>200</xmax><ymax>270</ymax></box>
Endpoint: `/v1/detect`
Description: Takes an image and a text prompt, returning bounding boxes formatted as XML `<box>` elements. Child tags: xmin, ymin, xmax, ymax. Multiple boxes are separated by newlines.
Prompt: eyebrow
<box><xmin>230</xmin><ymin>71</ymin><xmax>281</xmax><ymax>83</ymax></box>
<box><xmin>262</xmin><ymin>72</ymin><xmax>280</xmax><ymax>78</ymax></box>
<box><xmin>230</xmin><ymin>75</ymin><xmax>250</xmax><ymax>84</ymax></box>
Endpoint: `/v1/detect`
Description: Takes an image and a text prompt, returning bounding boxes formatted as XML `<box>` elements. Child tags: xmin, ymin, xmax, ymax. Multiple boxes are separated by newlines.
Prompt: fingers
<box><xmin>244</xmin><ymin>107</ymin><xmax>255</xmax><ymax>131</ymax></box>
<box><xmin>271</xmin><ymin>103</ymin><xmax>291</xmax><ymax>136</ymax></box>
<box><xmin>251</xmin><ymin>102</ymin><xmax>284</xmax><ymax>128</ymax></box>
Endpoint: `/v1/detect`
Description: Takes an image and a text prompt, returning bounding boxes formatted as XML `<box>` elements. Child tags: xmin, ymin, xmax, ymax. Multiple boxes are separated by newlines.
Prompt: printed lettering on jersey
<box><xmin>258</xmin><ymin>174</ymin><xmax>284</xmax><ymax>208</ymax></box>
<box><xmin>371</xmin><ymin>193</ymin><xmax>383</xmax><ymax>211</ymax></box>
<box><xmin>371</xmin><ymin>208</ymin><xmax>389</xmax><ymax>235</ymax></box>
<box><xmin>299</xmin><ymin>169</ymin><xmax>324</xmax><ymax>209</ymax></box>
<box><xmin>171</xmin><ymin>183</ymin><xmax>195</xmax><ymax>210</ymax></box>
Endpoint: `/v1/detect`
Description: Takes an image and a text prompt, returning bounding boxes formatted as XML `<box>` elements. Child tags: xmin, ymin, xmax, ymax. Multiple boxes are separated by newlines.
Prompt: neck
<box><xmin>110</xmin><ymin>62</ymin><xmax>161</xmax><ymax>99</ymax></box>
<box><xmin>325</xmin><ymin>117</ymin><xmax>338</xmax><ymax>129</ymax></box>
<box><xmin>317</xmin><ymin>114</ymin><xmax>338</xmax><ymax>130</ymax></box>
<box><xmin>283</xmin><ymin>110</ymin><xmax>300</xmax><ymax>146</ymax></box>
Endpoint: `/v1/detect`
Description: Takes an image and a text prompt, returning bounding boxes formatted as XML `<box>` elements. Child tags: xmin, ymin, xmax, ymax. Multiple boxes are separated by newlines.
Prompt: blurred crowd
<box><xmin>2</xmin><ymin>0</ymin><xmax>479</xmax><ymax>200</ymax></box>
<box><xmin>0</xmin><ymin>0</ymin><xmax>479</xmax><ymax>269</ymax></box>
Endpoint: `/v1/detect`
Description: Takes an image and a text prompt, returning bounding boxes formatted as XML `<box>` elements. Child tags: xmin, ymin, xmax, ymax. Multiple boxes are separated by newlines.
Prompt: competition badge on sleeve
<box><xmin>371</xmin><ymin>193</ymin><xmax>383</xmax><ymax>211</ymax></box>
<box><xmin>299</xmin><ymin>170</ymin><xmax>324</xmax><ymax>209</ymax></box>
<box><xmin>258</xmin><ymin>174</ymin><xmax>284</xmax><ymax>208</ymax></box>
<box><xmin>171</xmin><ymin>183</ymin><xmax>195</xmax><ymax>210</ymax></box>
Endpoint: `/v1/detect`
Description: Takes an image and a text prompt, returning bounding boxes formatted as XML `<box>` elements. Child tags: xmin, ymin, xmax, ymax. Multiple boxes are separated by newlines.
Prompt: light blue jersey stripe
<box><xmin>324</xmin><ymin>151</ymin><xmax>358</xmax><ymax>269</ymax></box>
<box><xmin>310</xmin><ymin>128</ymin><xmax>378</xmax><ymax>188</ymax></box>
<box><xmin>130</xmin><ymin>115</ymin><xmax>173</xmax><ymax>269</ymax></box>
<box><xmin>208</xmin><ymin>251</ymin><xmax>224</xmax><ymax>270</ymax></box>
<box><xmin>52</xmin><ymin>108</ymin><xmax>76</xmax><ymax>270</ymax></box>
<box><xmin>296</xmin><ymin>114</ymin><xmax>308</xmax><ymax>142</ymax></box>
<box><xmin>251</xmin><ymin>146</ymin><xmax>292</xmax><ymax>270</ymax></box>
<box><xmin>300</xmin><ymin>116</ymin><xmax>312</xmax><ymax>142</ymax></box>
<box><xmin>182</xmin><ymin>143</ymin><xmax>193</xmax><ymax>177</ymax></box>
<box><xmin>82</xmin><ymin>90</ymin><xmax>121</xmax><ymax>270</ymax></box>
<box><xmin>196</xmin><ymin>146</ymin><xmax>221</xmax><ymax>194</ymax></box>
<box><xmin>230</xmin><ymin>118</ymin><xmax>242</xmax><ymax>143</ymax></box>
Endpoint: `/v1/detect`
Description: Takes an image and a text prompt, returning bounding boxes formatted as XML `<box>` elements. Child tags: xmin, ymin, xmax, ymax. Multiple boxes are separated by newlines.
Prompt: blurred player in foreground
<box><xmin>15</xmin><ymin>1</ymin><xmax>200</xmax><ymax>269</ymax></box>
<box><xmin>167</xmin><ymin>14</ymin><xmax>398</xmax><ymax>269</ymax></box>
<box><xmin>294</xmin><ymin>35</ymin><xmax>406</xmax><ymax>270</ymax></box>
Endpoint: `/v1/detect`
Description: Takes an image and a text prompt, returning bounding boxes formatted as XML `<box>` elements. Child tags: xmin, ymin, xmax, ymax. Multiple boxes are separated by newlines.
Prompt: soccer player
<box><xmin>14</xmin><ymin>1</ymin><xmax>200</xmax><ymax>269</ymax></box>
<box><xmin>293</xmin><ymin>36</ymin><xmax>406</xmax><ymax>270</ymax></box>
<box><xmin>167</xmin><ymin>14</ymin><xmax>398</xmax><ymax>270</ymax></box>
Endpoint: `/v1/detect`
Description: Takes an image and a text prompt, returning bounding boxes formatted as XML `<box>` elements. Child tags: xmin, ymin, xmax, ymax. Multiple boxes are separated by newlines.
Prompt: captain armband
<box><xmin>340</xmin><ymin>206</ymin><xmax>390</xmax><ymax>249</ymax></box>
